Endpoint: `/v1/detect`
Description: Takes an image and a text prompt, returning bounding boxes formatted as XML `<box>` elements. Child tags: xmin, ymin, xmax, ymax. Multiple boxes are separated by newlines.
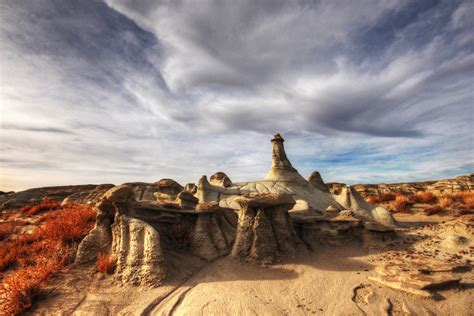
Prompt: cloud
<box><xmin>0</xmin><ymin>0</ymin><xmax>473</xmax><ymax>191</ymax></box>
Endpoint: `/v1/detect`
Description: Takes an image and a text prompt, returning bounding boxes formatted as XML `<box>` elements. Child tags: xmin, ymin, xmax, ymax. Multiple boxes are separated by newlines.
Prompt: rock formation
<box><xmin>193</xmin><ymin>133</ymin><xmax>394</xmax><ymax>229</ymax></box>
<box><xmin>231</xmin><ymin>193</ymin><xmax>301</xmax><ymax>264</ymax></box>
<box><xmin>210</xmin><ymin>172</ymin><xmax>232</xmax><ymax>187</ymax></box>
<box><xmin>308</xmin><ymin>171</ymin><xmax>330</xmax><ymax>193</ymax></box>
<box><xmin>328</xmin><ymin>174</ymin><xmax>473</xmax><ymax>198</ymax></box>
<box><xmin>72</xmin><ymin>133</ymin><xmax>408</xmax><ymax>287</ymax></box>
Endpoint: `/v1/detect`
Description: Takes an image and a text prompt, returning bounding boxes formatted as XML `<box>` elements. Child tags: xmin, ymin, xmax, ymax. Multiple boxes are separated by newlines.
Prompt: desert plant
<box><xmin>424</xmin><ymin>205</ymin><xmax>444</xmax><ymax>216</ymax></box>
<box><xmin>96</xmin><ymin>253</ymin><xmax>116</xmax><ymax>274</ymax></box>
<box><xmin>366</xmin><ymin>192</ymin><xmax>397</xmax><ymax>204</ymax></box>
<box><xmin>0</xmin><ymin>261</ymin><xmax>54</xmax><ymax>315</ymax></box>
<box><xmin>439</xmin><ymin>196</ymin><xmax>453</xmax><ymax>208</ymax></box>
<box><xmin>415</xmin><ymin>191</ymin><xmax>436</xmax><ymax>204</ymax></box>
<box><xmin>0</xmin><ymin>221</ymin><xmax>16</xmax><ymax>241</ymax></box>
<box><xmin>457</xmin><ymin>192</ymin><xmax>474</xmax><ymax>208</ymax></box>
<box><xmin>41</xmin><ymin>204</ymin><xmax>96</xmax><ymax>244</ymax></box>
<box><xmin>392</xmin><ymin>195</ymin><xmax>411</xmax><ymax>213</ymax></box>
<box><xmin>19</xmin><ymin>200</ymin><xmax>61</xmax><ymax>216</ymax></box>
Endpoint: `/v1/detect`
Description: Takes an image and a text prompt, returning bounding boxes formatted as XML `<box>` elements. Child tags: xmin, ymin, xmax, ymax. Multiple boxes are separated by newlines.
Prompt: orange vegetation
<box><xmin>97</xmin><ymin>253</ymin><xmax>116</xmax><ymax>274</ymax></box>
<box><xmin>438</xmin><ymin>196</ymin><xmax>453</xmax><ymax>208</ymax></box>
<box><xmin>392</xmin><ymin>194</ymin><xmax>411</xmax><ymax>213</ymax></box>
<box><xmin>366</xmin><ymin>192</ymin><xmax>396</xmax><ymax>204</ymax></box>
<box><xmin>424</xmin><ymin>205</ymin><xmax>444</xmax><ymax>216</ymax></box>
<box><xmin>0</xmin><ymin>204</ymin><xmax>96</xmax><ymax>315</ymax></box>
<box><xmin>19</xmin><ymin>200</ymin><xmax>61</xmax><ymax>216</ymax></box>
<box><xmin>0</xmin><ymin>221</ymin><xmax>20</xmax><ymax>241</ymax></box>
<box><xmin>414</xmin><ymin>191</ymin><xmax>436</xmax><ymax>204</ymax></box>
<box><xmin>457</xmin><ymin>192</ymin><xmax>474</xmax><ymax>208</ymax></box>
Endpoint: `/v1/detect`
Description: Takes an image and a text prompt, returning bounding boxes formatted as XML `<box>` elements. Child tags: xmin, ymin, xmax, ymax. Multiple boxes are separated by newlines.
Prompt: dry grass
<box><xmin>0</xmin><ymin>203</ymin><xmax>96</xmax><ymax>315</ymax></box>
<box><xmin>96</xmin><ymin>253</ymin><xmax>116</xmax><ymax>274</ymax></box>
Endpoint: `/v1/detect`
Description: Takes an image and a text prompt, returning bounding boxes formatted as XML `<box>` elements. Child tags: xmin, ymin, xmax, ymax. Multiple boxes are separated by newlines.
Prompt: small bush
<box><xmin>439</xmin><ymin>196</ymin><xmax>453</xmax><ymax>208</ymax></box>
<box><xmin>392</xmin><ymin>195</ymin><xmax>411</xmax><ymax>213</ymax></box>
<box><xmin>415</xmin><ymin>191</ymin><xmax>436</xmax><ymax>204</ymax></box>
<box><xmin>0</xmin><ymin>261</ymin><xmax>54</xmax><ymax>315</ymax></box>
<box><xmin>424</xmin><ymin>205</ymin><xmax>444</xmax><ymax>216</ymax></box>
<box><xmin>0</xmin><ymin>221</ymin><xmax>17</xmax><ymax>241</ymax></box>
<box><xmin>367</xmin><ymin>192</ymin><xmax>396</xmax><ymax>204</ymax></box>
<box><xmin>96</xmin><ymin>253</ymin><xmax>116</xmax><ymax>274</ymax></box>
<box><xmin>458</xmin><ymin>192</ymin><xmax>474</xmax><ymax>208</ymax></box>
<box><xmin>20</xmin><ymin>200</ymin><xmax>61</xmax><ymax>216</ymax></box>
<box><xmin>41</xmin><ymin>204</ymin><xmax>96</xmax><ymax>244</ymax></box>
<box><xmin>0</xmin><ymin>204</ymin><xmax>96</xmax><ymax>314</ymax></box>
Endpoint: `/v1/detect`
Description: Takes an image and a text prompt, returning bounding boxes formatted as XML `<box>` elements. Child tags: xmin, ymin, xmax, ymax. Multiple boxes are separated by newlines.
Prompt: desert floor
<box><xmin>30</xmin><ymin>214</ymin><xmax>473</xmax><ymax>316</ymax></box>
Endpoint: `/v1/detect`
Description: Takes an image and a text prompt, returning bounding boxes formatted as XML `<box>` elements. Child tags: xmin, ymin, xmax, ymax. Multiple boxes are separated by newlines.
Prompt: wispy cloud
<box><xmin>0</xmin><ymin>0</ymin><xmax>473</xmax><ymax>191</ymax></box>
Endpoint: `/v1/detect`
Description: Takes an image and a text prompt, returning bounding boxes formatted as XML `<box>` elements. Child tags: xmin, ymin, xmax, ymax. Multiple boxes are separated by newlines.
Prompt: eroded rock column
<box><xmin>231</xmin><ymin>193</ymin><xmax>302</xmax><ymax>264</ymax></box>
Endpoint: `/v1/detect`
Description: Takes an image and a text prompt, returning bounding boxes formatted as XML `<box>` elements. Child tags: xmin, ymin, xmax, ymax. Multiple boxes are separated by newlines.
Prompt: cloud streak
<box><xmin>0</xmin><ymin>0</ymin><xmax>473</xmax><ymax>191</ymax></box>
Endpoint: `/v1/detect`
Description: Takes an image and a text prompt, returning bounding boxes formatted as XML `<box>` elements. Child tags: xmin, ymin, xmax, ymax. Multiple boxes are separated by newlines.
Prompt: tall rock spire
<box><xmin>270</xmin><ymin>133</ymin><xmax>297</xmax><ymax>172</ymax></box>
<box><xmin>265</xmin><ymin>133</ymin><xmax>306</xmax><ymax>182</ymax></box>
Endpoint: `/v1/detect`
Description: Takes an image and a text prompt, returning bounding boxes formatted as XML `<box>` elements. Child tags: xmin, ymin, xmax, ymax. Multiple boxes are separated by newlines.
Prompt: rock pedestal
<box><xmin>76</xmin><ymin>185</ymin><xmax>167</xmax><ymax>286</ymax></box>
<box><xmin>231</xmin><ymin>193</ymin><xmax>301</xmax><ymax>264</ymax></box>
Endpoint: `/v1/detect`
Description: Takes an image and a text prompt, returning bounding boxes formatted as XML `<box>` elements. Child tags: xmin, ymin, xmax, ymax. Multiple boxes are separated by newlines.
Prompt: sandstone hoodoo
<box><xmin>231</xmin><ymin>193</ymin><xmax>302</xmax><ymax>264</ymax></box>
<box><xmin>74</xmin><ymin>133</ymin><xmax>399</xmax><ymax>284</ymax></box>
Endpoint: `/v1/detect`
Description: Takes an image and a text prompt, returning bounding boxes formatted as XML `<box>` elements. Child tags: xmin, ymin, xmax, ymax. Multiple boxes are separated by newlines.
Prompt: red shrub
<box><xmin>424</xmin><ymin>205</ymin><xmax>444</xmax><ymax>216</ymax></box>
<box><xmin>41</xmin><ymin>204</ymin><xmax>96</xmax><ymax>244</ymax></box>
<box><xmin>96</xmin><ymin>253</ymin><xmax>116</xmax><ymax>274</ymax></box>
<box><xmin>458</xmin><ymin>192</ymin><xmax>474</xmax><ymax>208</ymax></box>
<box><xmin>392</xmin><ymin>195</ymin><xmax>411</xmax><ymax>213</ymax></box>
<box><xmin>0</xmin><ymin>261</ymin><xmax>53</xmax><ymax>315</ymax></box>
<box><xmin>415</xmin><ymin>191</ymin><xmax>436</xmax><ymax>204</ymax></box>
<box><xmin>20</xmin><ymin>200</ymin><xmax>61</xmax><ymax>216</ymax></box>
<box><xmin>0</xmin><ymin>222</ymin><xmax>16</xmax><ymax>241</ymax></box>
<box><xmin>0</xmin><ymin>204</ymin><xmax>96</xmax><ymax>314</ymax></box>
<box><xmin>439</xmin><ymin>196</ymin><xmax>453</xmax><ymax>208</ymax></box>
<box><xmin>366</xmin><ymin>192</ymin><xmax>396</xmax><ymax>204</ymax></box>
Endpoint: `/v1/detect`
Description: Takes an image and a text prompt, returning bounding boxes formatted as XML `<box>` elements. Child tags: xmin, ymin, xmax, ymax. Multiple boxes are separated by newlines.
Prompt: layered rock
<box><xmin>328</xmin><ymin>174</ymin><xmax>473</xmax><ymax>198</ymax></box>
<box><xmin>231</xmin><ymin>193</ymin><xmax>302</xmax><ymax>264</ymax></box>
<box><xmin>76</xmin><ymin>185</ymin><xmax>167</xmax><ymax>285</ymax></box>
<box><xmin>189</xmin><ymin>206</ymin><xmax>237</xmax><ymax>261</ymax></box>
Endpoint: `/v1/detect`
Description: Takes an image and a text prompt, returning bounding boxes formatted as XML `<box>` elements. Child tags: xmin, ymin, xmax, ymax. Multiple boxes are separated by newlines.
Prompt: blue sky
<box><xmin>0</xmin><ymin>0</ymin><xmax>473</xmax><ymax>191</ymax></box>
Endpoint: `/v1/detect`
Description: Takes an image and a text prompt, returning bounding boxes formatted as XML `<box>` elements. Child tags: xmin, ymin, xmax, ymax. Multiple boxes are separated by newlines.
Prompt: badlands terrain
<box><xmin>0</xmin><ymin>134</ymin><xmax>473</xmax><ymax>315</ymax></box>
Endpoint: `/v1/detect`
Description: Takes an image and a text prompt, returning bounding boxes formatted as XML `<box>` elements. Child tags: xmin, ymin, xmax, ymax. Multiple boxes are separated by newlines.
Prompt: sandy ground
<box><xmin>30</xmin><ymin>214</ymin><xmax>473</xmax><ymax>316</ymax></box>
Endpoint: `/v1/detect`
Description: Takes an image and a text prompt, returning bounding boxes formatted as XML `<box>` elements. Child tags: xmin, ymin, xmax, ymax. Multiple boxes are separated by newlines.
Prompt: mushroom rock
<box><xmin>231</xmin><ymin>193</ymin><xmax>303</xmax><ymax>264</ymax></box>
<box><xmin>76</xmin><ymin>185</ymin><xmax>167</xmax><ymax>285</ymax></box>
<box><xmin>189</xmin><ymin>207</ymin><xmax>237</xmax><ymax>261</ymax></box>
<box><xmin>75</xmin><ymin>185</ymin><xmax>134</xmax><ymax>264</ymax></box>
<box><xmin>111</xmin><ymin>215</ymin><xmax>166</xmax><ymax>286</ymax></box>
<box><xmin>210</xmin><ymin>172</ymin><xmax>232</xmax><ymax>188</ymax></box>
<box><xmin>308</xmin><ymin>171</ymin><xmax>330</xmax><ymax>193</ymax></box>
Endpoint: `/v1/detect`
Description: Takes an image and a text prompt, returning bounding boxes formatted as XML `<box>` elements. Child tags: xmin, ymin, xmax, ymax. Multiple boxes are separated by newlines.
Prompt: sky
<box><xmin>0</xmin><ymin>0</ymin><xmax>473</xmax><ymax>192</ymax></box>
